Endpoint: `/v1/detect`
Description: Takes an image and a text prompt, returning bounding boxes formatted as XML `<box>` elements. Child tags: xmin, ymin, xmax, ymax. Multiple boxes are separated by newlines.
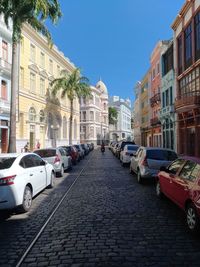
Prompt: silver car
<box><xmin>34</xmin><ymin>148</ymin><xmax>72</xmax><ymax>177</ymax></box>
<box><xmin>130</xmin><ymin>147</ymin><xmax>178</xmax><ymax>183</ymax></box>
<box><xmin>120</xmin><ymin>144</ymin><xmax>139</xmax><ymax>166</ymax></box>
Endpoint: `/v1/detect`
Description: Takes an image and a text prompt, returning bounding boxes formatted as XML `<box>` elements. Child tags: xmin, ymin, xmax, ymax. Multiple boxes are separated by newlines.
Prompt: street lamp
<box><xmin>51</xmin><ymin>124</ymin><xmax>60</xmax><ymax>148</ymax></box>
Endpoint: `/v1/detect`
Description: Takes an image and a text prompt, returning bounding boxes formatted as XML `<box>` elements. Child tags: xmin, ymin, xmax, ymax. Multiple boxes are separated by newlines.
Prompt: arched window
<box><xmin>39</xmin><ymin>110</ymin><xmax>45</xmax><ymax>123</ymax></box>
<box><xmin>103</xmin><ymin>103</ymin><xmax>106</xmax><ymax>110</ymax></box>
<box><xmin>29</xmin><ymin>107</ymin><xmax>36</xmax><ymax>122</ymax></box>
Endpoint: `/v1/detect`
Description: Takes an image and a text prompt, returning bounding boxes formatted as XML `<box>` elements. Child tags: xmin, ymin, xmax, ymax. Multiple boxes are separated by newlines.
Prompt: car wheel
<box><xmin>60</xmin><ymin>165</ymin><xmax>64</xmax><ymax>177</ymax></box>
<box><xmin>21</xmin><ymin>186</ymin><xmax>32</xmax><ymax>212</ymax></box>
<box><xmin>156</xmin><ymin>180</ymin><xmax>163</xmax><ymax>198</ymax></box>
<box><xmin>137</xmin><ymin>170</ymin><xmax>143</xmax><ymax>184</ymax></box>
<box><xmin>48</xmin><ymin>172</ymin><xmax>55</xmax><ymax>188</ymax></box>
<box><xmin>186</xmin><ymin>203</ymin><xmax>200</xmax><ymax>233</ymax></box>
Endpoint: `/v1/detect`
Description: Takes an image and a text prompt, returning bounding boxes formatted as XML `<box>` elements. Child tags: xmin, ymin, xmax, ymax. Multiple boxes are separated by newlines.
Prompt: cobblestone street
<box><xmin>1</xmin><ymin>149</ymin><xmax>200</xmax><ymax>267</ymax></box>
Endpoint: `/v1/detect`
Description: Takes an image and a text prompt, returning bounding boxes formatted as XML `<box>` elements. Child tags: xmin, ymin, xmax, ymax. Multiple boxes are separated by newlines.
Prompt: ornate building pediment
<box><xmin>28</xmin><ymin>63</ymin><xmax>39</xmax><ymax>73</ymax></box>
<box><xmin>40</xmin><ymin>70</ymin><xmax>49</xmax><ymax>79</ymax></box>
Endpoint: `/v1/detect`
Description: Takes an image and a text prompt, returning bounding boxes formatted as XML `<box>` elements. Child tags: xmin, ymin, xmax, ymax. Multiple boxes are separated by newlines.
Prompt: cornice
<box><xmin>171</xmin><ymin>0</ymin><xmax>193</xmax><ymax>30</ymax></box>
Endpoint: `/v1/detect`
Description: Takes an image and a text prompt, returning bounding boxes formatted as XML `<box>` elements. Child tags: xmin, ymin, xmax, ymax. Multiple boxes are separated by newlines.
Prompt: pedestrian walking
<box><xmin>36</xmin><ymin>140</ymin><xmax>40</xmax><ymax>149</ymax></box>
<box><xmin>24</xmin><ymin>142</ymin><xmax>30</xmax><ymax>152</ymax></box>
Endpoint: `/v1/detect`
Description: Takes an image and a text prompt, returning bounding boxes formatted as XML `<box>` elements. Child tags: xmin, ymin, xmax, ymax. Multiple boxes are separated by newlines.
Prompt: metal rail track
<box><xmin>15</xmin><ymin>152</ymin><xmax>92</xmax><ymax>267</ymax></box>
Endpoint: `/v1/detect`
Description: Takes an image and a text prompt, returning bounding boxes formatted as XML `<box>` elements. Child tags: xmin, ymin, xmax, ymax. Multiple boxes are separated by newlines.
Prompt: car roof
<box><xmin>34</xmin><ymin>148</ymin><xmax>56</xmax><ymax>151</ymax></box>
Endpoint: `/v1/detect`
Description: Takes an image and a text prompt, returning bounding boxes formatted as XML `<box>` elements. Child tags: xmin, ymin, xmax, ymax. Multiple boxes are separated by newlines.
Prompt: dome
<box><xmin>96</xmin><ymin>80</ymin><xmax>108</xmax><ymax>94</ymax></box>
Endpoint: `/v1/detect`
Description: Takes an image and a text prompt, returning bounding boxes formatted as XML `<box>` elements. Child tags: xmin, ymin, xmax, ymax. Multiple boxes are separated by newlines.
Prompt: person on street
<box><xmin>24</xmin><ymin>142</ymin><xmax>30</xmax><ymax>152</ymax></box>
<box><xmin>101</xmin><ymin>141</ymin><xmax>105</xmax><ymax>152</ymax></box>
<box><xmin>36</xmin><ymin>140</ymin><xmax>40</xmax><ymax>149</ymax></box>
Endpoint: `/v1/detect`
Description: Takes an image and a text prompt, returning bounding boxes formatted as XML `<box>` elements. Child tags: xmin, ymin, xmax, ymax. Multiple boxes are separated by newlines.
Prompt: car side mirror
<box><xmin>40</xmin><ymin>161</ymin><xmax>46</xmax><ymax>166</ymax></box>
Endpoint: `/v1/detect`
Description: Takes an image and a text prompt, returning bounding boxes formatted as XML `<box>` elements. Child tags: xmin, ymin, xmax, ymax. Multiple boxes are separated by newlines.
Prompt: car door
<box><xmin>170</xmin><ymin>160</ymin><xmax>197</xmax><ymax>208</ymax></box>
<box><xmin>159</xmin><ymin>158</ymin><xmax>185</xmax><ymax>198</ymax></box>
<box><xmin>58</xmin><ymin>148</ymin><xmax>68</xmax><ymax>169</ymax></box>
<box><xmin>22</xmin><ymin>155</ymin><xmax>46</xmax><ymax>194</ymax></box>
<box><xmin>132</xmin><ymin>148</ymin><xmax>143</xmax><ymax>172</ymax></box>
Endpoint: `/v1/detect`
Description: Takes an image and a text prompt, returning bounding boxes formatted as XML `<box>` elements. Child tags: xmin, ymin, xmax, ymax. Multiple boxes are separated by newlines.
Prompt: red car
<box><xmin>61</xmin><ymin>146</ymin><xmax>79</xmax><ymax>165</ymax></box>
<box><xmin>156</xmin><ymin>156</ymin><xmax>200</xmax><ymax>233</ymax></box>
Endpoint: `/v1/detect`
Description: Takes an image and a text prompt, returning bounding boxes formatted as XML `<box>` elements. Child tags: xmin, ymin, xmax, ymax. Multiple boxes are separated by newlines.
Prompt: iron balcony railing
<box><xmin>175</xmin><ymin>91</ymin><xmax>200</xmax><ymax>110</ymax></box>
<box><xmin>150</xmin><ymin>93</ymin><xmax>161</xmax><ymax>107</ymax></box>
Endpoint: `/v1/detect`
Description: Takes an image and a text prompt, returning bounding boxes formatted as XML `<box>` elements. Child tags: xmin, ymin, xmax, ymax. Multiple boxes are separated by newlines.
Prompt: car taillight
<box><xmin>141</xmin><ymin>156</ymin><xmax>149</xmax><ymax>167</ymax></box>
<box><xmin>125</xmin><ymin>152</ymin><xmax>130</xmax><ymax>156</ymax></box>
<box><xmin>54</xmin><ymin>154</ymin><xmax>61</xmax><ymax>164</ymax></box>
<box><xmin>0</xmin><ymin>175</ymin><xmax>16</xmax><ymax>186</ymax></box>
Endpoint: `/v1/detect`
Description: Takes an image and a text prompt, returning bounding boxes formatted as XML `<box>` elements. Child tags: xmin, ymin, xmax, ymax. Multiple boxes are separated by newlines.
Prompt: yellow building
<box><xmin>16</xmin><ymin>23</ymin><xmax>80</xmax><ymax>152</ymax></box>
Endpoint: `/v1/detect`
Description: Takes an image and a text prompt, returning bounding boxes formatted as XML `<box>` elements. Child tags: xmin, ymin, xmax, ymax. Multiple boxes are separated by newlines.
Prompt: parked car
<box><xmin>116</xmin><ymin>141</ymin><xmax>136</xmax><ymax>159</ymax></box>
<box><xmin>156</xmin><ymin>156</ymin><xmax>200</xmax><ymax>233</ymax></box>
<box><xmin>120</xmin><ymin>144</ymin><xmax>139</xmax><ymax>166</ymax></box>
<box><xmin>0</xmin><ymin>153</ymin><xmax>54</xmax><ymax>212</ymax></box>
<box><xmin>112</xmin><ymin>143</ymin><xmax>119</xmax><ymax>156</ymax></box>
<box><xmin>34</xmin><ymin>148</ymin><xmax>72</xmax><ymax>177</ymax></box>
<box><xmin>130</xmin><ymin>147</ymin><xmax>178</xmax><ymax>183</ymax></box>
<box><xmin>74</xmin><ymin>145</ymin><xmax>85</xmax><ymax>159</ymax></box>
<box><xmin>61</xmin><ymin>146</ymin><xmax>79</xmax><ymax>165</ymax></box>
<box><xmin>81</xmin><ymin>144</ymin><xmax>90</xmax><ymax>155</ymax></box>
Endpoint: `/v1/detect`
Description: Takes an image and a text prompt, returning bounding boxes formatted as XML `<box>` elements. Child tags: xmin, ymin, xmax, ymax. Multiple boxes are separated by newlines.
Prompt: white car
<box><xmin>0</xmin><ymin>153</ymin><xmax>55</xmax><ymax>212</ymax></box>
<box><xmin>120</xmin><ymin>145</ymin><xmax>139</xmax><ymax>166</ymax></box>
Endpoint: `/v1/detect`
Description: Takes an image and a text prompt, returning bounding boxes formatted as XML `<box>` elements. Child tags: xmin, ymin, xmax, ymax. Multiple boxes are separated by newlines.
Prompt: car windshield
<box><xmin>147</xmin><ymin>150</ymin><xmax>177</xmax><ymax>161</ymax></box>
<box><xmin>127</xmin><ymin>146</ymin><xmax>139</xmax><ymax>151</ymax></box>
<box><xmin>34</xmin><ymin>149</ymin><xmax>56</xmax><ymax>158</ymax></box>
<box><xmin>121</xmin><ymin>142</ymin><xmax>135</xmax><ymax>149</ymax></box>
<box><xmin>0</xmin><ymin>157</ymin><xmax>16</xmax><ymax>169</ymax></box>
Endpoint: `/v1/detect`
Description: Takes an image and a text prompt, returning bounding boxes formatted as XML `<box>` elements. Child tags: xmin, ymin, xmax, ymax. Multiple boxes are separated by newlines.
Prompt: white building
<box><xmin>0</xmin><ymin>15</ymin><xmax>12</xmax><ymax>152</ymax></box>
<box><xmin>109</xmin><ymin>96</ymin><xmax>132</xmax><ymax>141</ymax></box>
<box><xmin>80</xmin><ymin>80</ymin><xmax>109</xmax><ymax>145</ymax></box>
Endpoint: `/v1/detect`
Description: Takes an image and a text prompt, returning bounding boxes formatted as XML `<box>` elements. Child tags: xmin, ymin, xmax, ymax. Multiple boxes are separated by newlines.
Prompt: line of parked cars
<box><xmin>0</xmin><ymin>143</ymin><xmax>94</xmax><ymax>213</ymax></box>
<box><xmin>110</xmin><ymin>140</ymin><xmax>200</xmax><ymax>234</ymax></box>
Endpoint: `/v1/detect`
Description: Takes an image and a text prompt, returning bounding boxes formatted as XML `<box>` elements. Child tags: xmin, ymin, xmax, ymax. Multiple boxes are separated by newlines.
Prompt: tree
<box><xmin>109</xmin><ymin>107</ymin><xmax>118</xmax><ymax>125</ymax></box>
<box><xmin>0</xmin><ymin>0</ymin><xmax>62</xmax><ymax>152</ymax></box>
<box><xmin>51</xmin><ymin>68</ymin><xmax>91</xmax><ymax>145</ymax></box>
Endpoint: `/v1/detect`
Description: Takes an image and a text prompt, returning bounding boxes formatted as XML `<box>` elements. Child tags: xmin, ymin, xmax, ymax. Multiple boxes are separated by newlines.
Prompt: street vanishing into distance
<box><xmin>1</xmin><ymin>148</ymin><xmax>200</xmax><ymax>267</ymax></box>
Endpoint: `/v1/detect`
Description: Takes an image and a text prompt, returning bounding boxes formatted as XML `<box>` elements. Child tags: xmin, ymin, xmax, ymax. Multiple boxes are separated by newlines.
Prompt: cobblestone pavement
<box><xmin>0</xmin><ymin>155</ymin><xmax>90</xmax><ymax>267</ymax></box>
<box><xmin>1</xmin><ymin>149</ymin><xmax>200</xmax><ymax>267</ymax></box>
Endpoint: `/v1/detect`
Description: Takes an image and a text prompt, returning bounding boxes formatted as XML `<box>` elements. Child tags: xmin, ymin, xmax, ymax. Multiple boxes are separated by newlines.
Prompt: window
<box><xmin>40</xmin><ymin>78</ymin><xmax>45</xmax><ymax>95</ymax></box>
<box><xmin>74</xmin><ymin>120</ymin><xmax>77</xmax><ymax>140</ymax></box>
<box><xmin>170</xmin><ymin>87</ymin><xmax>173</xmax><ymax>105</ymax></box>
<box><xmin>163</xmin><ymin>44</ymin><xmax>173</xmax><ymax>76</ymax></box>
<box><xmin>157</xmin><ymin>62</ymin><xmax>160</xmax><ymax>74</ymax></box>
<box><xmin>30</xmin><ymin>72</ymin><xmax>36</xmax><ymax>93</ymax></box>
<box><xmin>166</xmin><ymin>89</ymin><xmax>169</xmax><ymax>106</ymax></box>
<box><xmin>20</xmin><ymin>155</ymin><xmax>35</xmax><ymax>168</ymax></box>
<box><xmin>90</xmin><ymin>126</ymin><xmax>94</xmax><ymax>138</ymax></box>
<box><xmin>63</xmin><ymin>117</ymin><xmax>67</xmax><ymax>138</ymax></box>
<box><xmin>40</xmin><ymin>52</ymin><xmax>45</xmax><ymax>68</ymax></box>
<box><xmin>0</xmin><ymin>157</ymin><xmax>16</xmax><ymax>169</ymax></box>
<box><xmin>57</xmin><ymin>65</ymin><xmax>60</xmax><ymax>76</ymax></box>
<box><xmin>82</xmin><ymin>111</ymin><xmax>86</xmax><ymax>122</ymax></box>
<box><xmin>179</xmin><ymin>161</ymin><xmax>197</xmax><ymax>181</ymax></box>
<box><xmin>195</xmin><ymin>11</ymin><xmax>200</xmax><ymax>60</ymax></box>
<box><xmin>147</xmin><ymin>149</ymin><xmax>177</xmax><ymax>161</ymax></box>
<box><xmin>90</xmin><ymin>111</ymin><xmax>94</xmax><ymax>121</ymax></box>
<box><xmin>1</xmin><ymin>80</ymin><xmax>7</xmax><ymax>100</ymax></box>
<box><xmin>178</xmin><ymin>35</ymin><xmax>183</xmax><ymax>75</ymax></box>
<box><xmin>29</xmin><ymin>107</ymin><xmax>36</xmax><ymax>122</ymax></box>
<box><xmin>39</xmin><ymin>110</ymin><xmax>45</xmax><ymax>123</ymax></box>
<box><xmin>30</xmin><ymin>44</ymin><xmax>36</xmax><ymax>62</ymax></box>
<box><xmin>185</xmin><ymin>23</ymin><xmax>193</xmax><ymax>69</ymax></box>
<box><xmin>49</xmin><ymin>59</ymin><xmax>53</xmax><ymax>74</ymax></box>
<box><xmin>20</xmin><ymin>67</ymin><xmax>24</xmax><ymax>88</ymax></box>
<box><xmin>152</xmin><ymin>68</ymin><xmax>155</xmax><ymax>80</ymax></box>
<box><xmin>168</xmin><ymin>159</ymin><xmax>185</xmax><ymax>174</ymax></box>
<box><xmin>2</xmin><ymin>40</ymin><xmax>8</xmax><ymax>61</ymax></box>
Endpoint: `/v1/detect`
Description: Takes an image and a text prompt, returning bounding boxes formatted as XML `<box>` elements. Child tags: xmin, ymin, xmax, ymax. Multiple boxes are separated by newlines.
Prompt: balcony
<box><xmin>150</xmin><ymin>117</ymin><xmax>161</xmax><ymax>126</ymax></box>
<box><xmin>159</xmin><ymin>105</ymin><xmax>175</xmax><ymax>117</ymax></box>
<box><xmin>150</xmin><ymin>93</ymin><xmax>161</xmax><ymax>107</ymax></box>
<box><xmin>175</xmin><ymin>92</ymin><xmax>200</xmax><ymax>111</ymax></box>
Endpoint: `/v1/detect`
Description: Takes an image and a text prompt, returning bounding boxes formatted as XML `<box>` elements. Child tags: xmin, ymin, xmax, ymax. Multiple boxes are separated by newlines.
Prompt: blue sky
<box><xmin>47</xmin><ymin>0</ymin><xmax>184</xmax><ymax>102</ymax></box>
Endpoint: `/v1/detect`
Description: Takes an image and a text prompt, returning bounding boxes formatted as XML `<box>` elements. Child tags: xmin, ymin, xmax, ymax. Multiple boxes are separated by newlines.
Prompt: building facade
<box><xmin>149</xmin><ymin>40</ymin><xmax>171</xmax><ymax>147</ymax></box>
<box><xmin>16</xmin><ymin>23</ymin><xmax>79</xmax><ymax>152</ymax></box>
<box><xmin>80</xmin><ymin>80</ymin><xmax>109</xmax><ymax>145</ymax></box>
<box><xmin>172</xmin><ymin>0</ymin><xmax>200</xmax><ymax>157</ymax></box>
<box><xmin>140</xmin><ymin>70</ymin><xmax>151</xmax><ymax>146</ymax></box>
<box><xmin>109</xmin><ymin>96</ymin><xmax>132</xmax><ymax>142</ymax></box>
<box><xmin>0</xmin><ymin>15</ymin><xmax>12</xmax><ymax>153</ymax></box>
<box><xmin>160</xmin><ymin>40</ymin><xmax>176</xmax><ymax>151</ymax></box>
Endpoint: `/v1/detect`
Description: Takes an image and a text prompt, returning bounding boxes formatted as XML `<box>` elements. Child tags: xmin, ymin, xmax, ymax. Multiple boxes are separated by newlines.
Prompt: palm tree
<box><xmin>51</xmin><ymin>68</ymin><xmax>91</xmax><ymax>145</ymax></box>
<box><xmin>0</xmin><ymin>0</ymin><xmax>62</xmax><ymax>152</ymax></box>
<box><xmin>109</xmin><ymin>107</ymin><xmax>118</xmax><ymax>125</ymax></box>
